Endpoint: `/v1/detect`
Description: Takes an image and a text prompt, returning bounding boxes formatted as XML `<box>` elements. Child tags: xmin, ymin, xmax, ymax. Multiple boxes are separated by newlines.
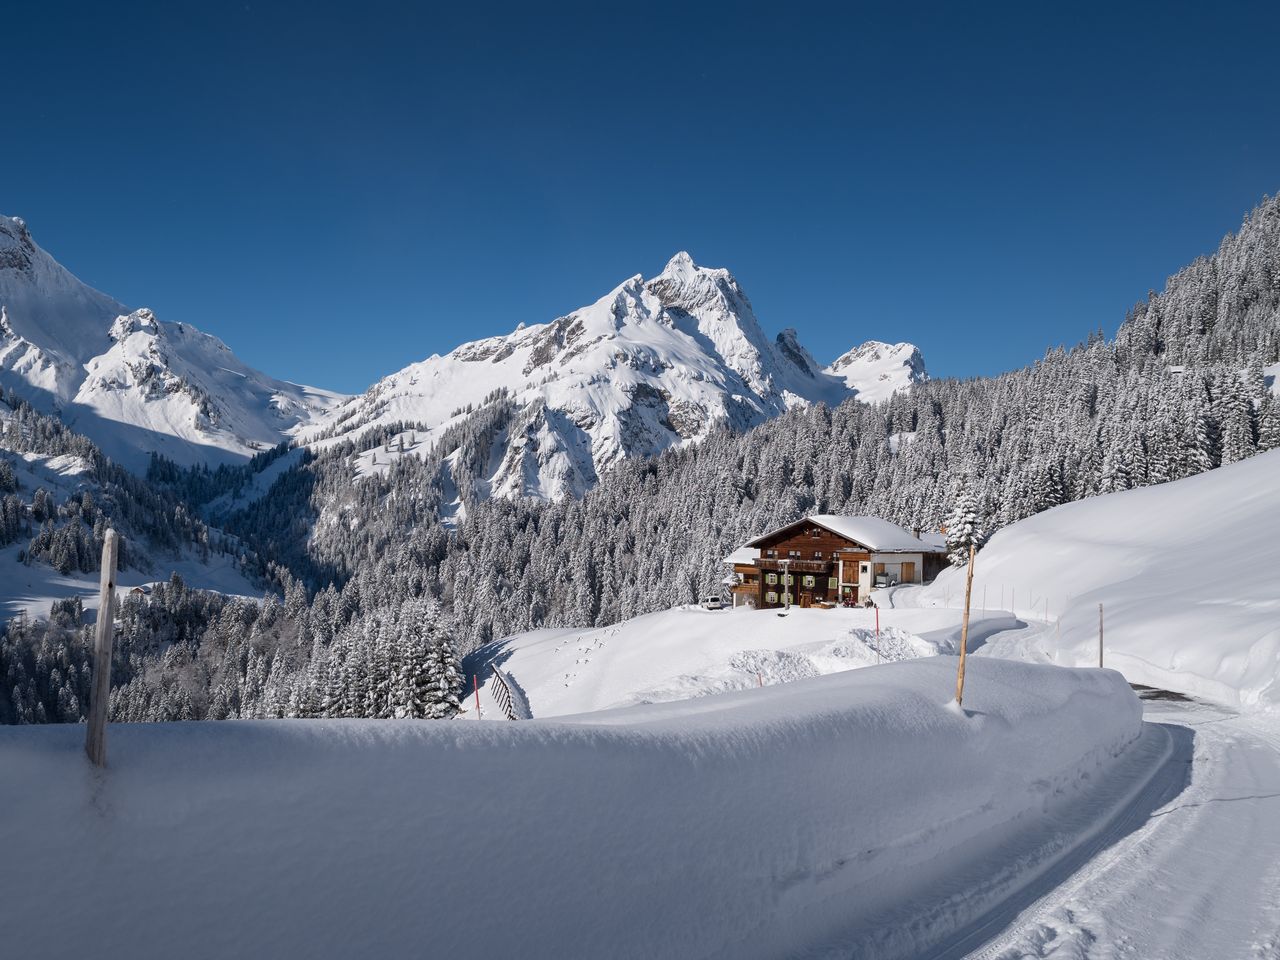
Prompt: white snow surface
<box><xmin>0</xmin><ymin>215</ymin><xmax>345</xmax><ymax>469</ymax></box>
<box><xmin>302</xmin><ymin>252</ymin><xmax>924</xmax><ymax>500</ymax></box>
<box><xmin>898</xmin><ymin>449</ymin><xmax>1280</xmax><ymax>710</ymax></box>
<box><xmin>0</xmin><ymin>658</ymin><xmax>1147</xmax><ymax>960</ymax></box>
<box><xmin>824</xmin><ymin>339</ymin><xmax>928</xmax><ymax>404</ymax></box>
<box><xmin>468</xmin><ymin>605</ymin><xmax>1023</xmax><ymax>719</ymax></box>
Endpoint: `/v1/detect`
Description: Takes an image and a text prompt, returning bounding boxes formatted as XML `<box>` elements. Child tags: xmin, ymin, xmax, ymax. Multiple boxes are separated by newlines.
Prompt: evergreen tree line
<box><xmin>0</xmin><ymin>393</ymin><xmax>219</xmax><ymax>565</ymax></box>
<box><xmin>0</xmin><ymin>575</ymin><xmax>462</xmax><ymax>724</ymax></box>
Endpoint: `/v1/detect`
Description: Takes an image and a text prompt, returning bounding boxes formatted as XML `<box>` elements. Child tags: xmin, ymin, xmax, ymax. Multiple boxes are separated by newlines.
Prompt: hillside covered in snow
<box><xmin>467</xmin><ymin>604</ymin><xmax>1021</xmax><ymax>719</ymax></box>
<box><xmin>901</xmin><ymin>448</ymin><xmax>1280</xmax><ymax>709</ymax></box>
<box><xmin>0</xmin><ymin>215</ymin><xmax>345</xmax><ymax>470</ymax></box>
<box><xmin>302</xmin><ymin>252</ymin><xmax>924</xmax><ymax>500</ymax></box>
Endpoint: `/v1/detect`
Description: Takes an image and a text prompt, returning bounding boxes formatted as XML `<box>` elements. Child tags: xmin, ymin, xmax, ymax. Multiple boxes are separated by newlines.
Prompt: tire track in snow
<box><xmin>943</xmin><ymin>700</ymin><xmax>1280</xmax><ymax>960</ymax></box>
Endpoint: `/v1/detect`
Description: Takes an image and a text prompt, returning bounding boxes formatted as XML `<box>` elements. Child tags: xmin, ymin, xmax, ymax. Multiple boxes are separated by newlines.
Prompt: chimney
<box><xmin>912</xmin><ymin>526</ymin><xmax>922</xmax><ymax>540</ymax></box>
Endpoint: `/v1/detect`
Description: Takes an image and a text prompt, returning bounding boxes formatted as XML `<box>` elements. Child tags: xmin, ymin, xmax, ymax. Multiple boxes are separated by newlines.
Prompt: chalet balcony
<box><xmin>753</xmin><ymin>558</ymin><xmax>832</xmax><ymax>574</ymax></box>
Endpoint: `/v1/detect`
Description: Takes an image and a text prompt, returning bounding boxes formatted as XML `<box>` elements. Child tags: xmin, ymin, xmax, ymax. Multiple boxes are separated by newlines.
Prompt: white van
<box><xmin>700</xmin><ymin>595</ymin><xmax>725</xmax><ymax>610</ymax></box>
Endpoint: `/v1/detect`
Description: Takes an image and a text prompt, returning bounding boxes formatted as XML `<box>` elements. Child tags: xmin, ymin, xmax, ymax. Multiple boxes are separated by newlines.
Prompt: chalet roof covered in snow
<box><xmin>745</xmin><ymin>515</ymin><xmax>944</xmax><ymax>553</ymax></box>
<box><xmin>722</xmin><ymin>546</ymin><xmax>760</xmax><ymax>565</ymax></box>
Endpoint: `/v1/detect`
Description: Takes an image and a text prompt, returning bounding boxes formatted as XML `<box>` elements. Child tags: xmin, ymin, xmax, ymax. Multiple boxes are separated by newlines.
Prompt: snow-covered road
<box><xmin>944</xmin><ymin>695</ymin><xmax>1280</xmax><ymax>960</ymax></box>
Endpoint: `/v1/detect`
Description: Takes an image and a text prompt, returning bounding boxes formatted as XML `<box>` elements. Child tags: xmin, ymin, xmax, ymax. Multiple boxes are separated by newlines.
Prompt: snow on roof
<box><xmin>723</xmin><ymin>546</ymin><xmax>760</xmax><ymax>565</ymax></box>
<box><xmin>919</xmin><ymin>531</ymin><xmax>947</xmax><ymax>551</ymax></box>
<box><xmin>745</xmin><ymin>515</ymin><xmax>945</xmax><ymax>553</ymax></box>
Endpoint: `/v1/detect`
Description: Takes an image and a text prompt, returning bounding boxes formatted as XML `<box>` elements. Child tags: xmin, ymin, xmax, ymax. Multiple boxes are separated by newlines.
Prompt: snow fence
<box><xmin>0</xmin><ymin>657</ymin><xmax>1145</xmax><ymax>960</ymax></box>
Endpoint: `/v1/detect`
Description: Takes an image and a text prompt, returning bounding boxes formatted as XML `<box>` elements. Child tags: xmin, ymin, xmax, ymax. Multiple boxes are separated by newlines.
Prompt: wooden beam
<box><xmin>85</xmin><ymin>530</ymin><xmax>119</xmax><ymax>768</ymax></box>
<box><xmin>955</xmin><ymin>541</ymin><xmax>976</xmax><ymax>707</ymax></box>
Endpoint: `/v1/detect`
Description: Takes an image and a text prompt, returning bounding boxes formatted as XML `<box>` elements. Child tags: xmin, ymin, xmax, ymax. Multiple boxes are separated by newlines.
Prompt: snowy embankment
<box><xmin>468</xmin><ymin>604</ymin><xmax>1022</xmax><ymax>718</ymax></box>
<box><xmin>900</xmin><ymin>449</ymin><xmax>1280</xmax><ymax>710</ymax></box>
<box><xmin>0</xmin><ymin>659</ymin><xmax>1154</xmax><ymax>960</ymax></box>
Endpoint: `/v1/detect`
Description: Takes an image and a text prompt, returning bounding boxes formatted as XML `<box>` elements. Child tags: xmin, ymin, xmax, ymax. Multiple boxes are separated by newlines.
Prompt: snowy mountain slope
<box><xmin>0</xmin><ymin>404</ymin><xmax>259</xmax><ymax>620</ymax></box>
<box><xmin>825</xmin><ymin>339</ymin><xmax>928</xmax><ymax>403</ymax></box>
<box><xmin>899</xmin><ymin>449</ymin><xmax>1280</xmax><ymax>709</ymax></box>
<box><xmin>0</xmin><ymin>216</ymin><xmax>123</xmax><ymax>399</ymax></box>
<box><xmin>0</xmin><ymin>658</ymin><xmax>1149</xmax><ymax>960</ymax></box>
<box><xmin>0</xmin><ymin>215</ymin><xmax>345</xmax><ymax>470</ymax></box>
<box><xmin>467</xmin><ymin>604</ymin><xmax>1024</xmax><ymax>718</ymax></box>
<box><xmin>304</xmin><ymin>252</ymin><xmax>922</xmax><ymax>500</ymax></box>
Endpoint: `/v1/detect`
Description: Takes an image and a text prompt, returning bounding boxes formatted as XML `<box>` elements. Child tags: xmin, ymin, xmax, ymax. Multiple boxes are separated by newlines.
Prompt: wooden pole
<box><xmin>473</xmin><ymin>674</ymin><xmax>482</xmax><ymax>719</ymax></box>
<box><xmin>875</xmin><ymin>606</ymin><xmax>880</xmax><ymax>665</ymax></box>
<box><xmin>1098</xmin><ymin>603</ymin><xmax>1104</xmax><ymax>668</ymax></box>
<box><xmin>85</xmin><ymin>529</ymin><xmax>118</xmax><ymax>767</ymax></box>
<box><xmin>955</xmin><ymin>542</ymin><xmax>976</xmax><ymax>707</ymax></box>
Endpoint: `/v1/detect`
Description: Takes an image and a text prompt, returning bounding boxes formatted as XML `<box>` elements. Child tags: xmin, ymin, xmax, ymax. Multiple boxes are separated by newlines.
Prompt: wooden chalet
<box><xmin>724</xmin><ymin>515</ymin><xmax>948</xmax><ymax>609</ymax></box>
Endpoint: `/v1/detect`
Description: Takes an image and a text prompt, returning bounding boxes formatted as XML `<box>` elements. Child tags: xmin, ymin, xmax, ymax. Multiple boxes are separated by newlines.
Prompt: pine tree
<box><xmin>945</xmin><ymin>485</ymin><xmax>983</xmax><ymax>567</ymax></box>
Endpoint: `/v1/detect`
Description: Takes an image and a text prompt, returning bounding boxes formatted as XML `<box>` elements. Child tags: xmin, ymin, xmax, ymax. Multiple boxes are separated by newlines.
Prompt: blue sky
<box><xmin>5</xmin><ymin>1</ymin><xmax>1279</xmax><ymax>393</ymax></box>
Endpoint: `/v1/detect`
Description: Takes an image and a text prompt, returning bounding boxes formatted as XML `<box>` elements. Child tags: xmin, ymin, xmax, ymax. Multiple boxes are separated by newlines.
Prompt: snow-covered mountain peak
<box><xmin>1</xmin><ymin>218</ymin><xmax>345</xmax><ymax>468</ymax></box>
<box><xmin>110</xmin><ymin>309</ymin><xmax>161</xmax><ymax>340</ymax></box>
<box><xmin>825</xmin><ymin>340</ymin><xmax>927</xmax><ymax>404</ymax></box>
<box><xmin>307</xmin><ymin>254</ymin><xmax>921</xmax><ymax>501</ymax></box>
<box><xmin>0</xmin><ymin>214</ymin><xmax>124</xmax><ymax>375</ymax></box>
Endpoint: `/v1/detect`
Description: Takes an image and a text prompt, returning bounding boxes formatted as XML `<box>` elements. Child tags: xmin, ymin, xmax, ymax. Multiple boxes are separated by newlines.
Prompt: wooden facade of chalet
<box><xmin>726</xmin><ymin>516</ymin><xmax>947</xmax><ymax>610</ymax></box>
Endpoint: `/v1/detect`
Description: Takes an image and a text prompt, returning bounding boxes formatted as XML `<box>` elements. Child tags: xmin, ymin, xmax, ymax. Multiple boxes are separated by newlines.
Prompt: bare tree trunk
<box><xmin>955</xmin><ymin>542</ymin><xmax>976</xmax><ymax>707</ymax></box>
<box><xmin>86</xmin><ymin>530</ymin><xmax>118</xmax><ymax>767</ymax></box>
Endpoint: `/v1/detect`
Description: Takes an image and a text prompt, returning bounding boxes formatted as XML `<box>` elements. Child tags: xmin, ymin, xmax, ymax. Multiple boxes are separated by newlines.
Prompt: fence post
<box><xmin>85</xmin><ymin>529</ymin><xmax>118</xmax><ymax>767</ymax></box>
<box><xmin>473</xmin><ymin>674</ymin><xmax>481</xmax><ymax>719</ymax></box>
<box><xmin>875</xmin><ymin>606</ymin><xmax>881</xmax><ymax>665</ymax></box>
<box><xmin>1098</xmin><ymin>603</ymin><xmax>1104</xmax><ymax>668</ymax></box>
<box><xmin>955</xmin><ymin>542</ymin><xmax>976</xmax><ymax>707</ymax></box>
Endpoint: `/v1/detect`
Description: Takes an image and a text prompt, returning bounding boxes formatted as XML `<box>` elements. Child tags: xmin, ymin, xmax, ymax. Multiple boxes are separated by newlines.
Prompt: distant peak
<box><xmin>110</xmin><ymin>309</ymin><xmax>160</xmax><ymax>341</ymax></box>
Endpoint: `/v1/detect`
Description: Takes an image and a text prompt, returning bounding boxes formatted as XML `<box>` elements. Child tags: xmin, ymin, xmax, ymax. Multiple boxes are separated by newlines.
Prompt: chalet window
<box><xmin>813</xmin><ymin>550</ymin><xmax>823</xmax><ymax>558</ymax></box>
<box><xmin>782</xmin><ymin>574</ymin><xmax>794</xmax><ymax>585</ymax></box>
<box><xmin>788</xmin><ymin>550</ymin><xmax>801</xmax><ymax>558</ymax></box>
<box><xmin>810</xmin><ymin>528</ymin><xmax>821</xmax><ymax>538</ymax></box>
<box><xmin>766</xmin><ymin>591</ymin><xmax>778</xmax><ymax>604</ymax></box>
<box><xmin>766</xmin><ymin>573</ymin><xmax>778</xmax><ymax>585</ymax></box>
<box><xmin>765</xmin><ymin>549</ymin><xmax>776</xmax><ymax>557</ymax></box>
<box><xmin>802</xmin><ymin>575</ymin><xmax>815</xmax><ymax>588</ymax></box>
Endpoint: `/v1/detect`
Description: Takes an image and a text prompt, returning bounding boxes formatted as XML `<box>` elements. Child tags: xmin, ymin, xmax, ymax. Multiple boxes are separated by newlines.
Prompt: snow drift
<box><xmin>0</xmin><ymin>658</ymin><xmax>1151</xmax><ymax>960</ymax></box>
<box><xmin>468</xmin><ymin>604</ymin><xmax>1023</xmax><ymax>719</ymax></box>
<box><xmin>907</xmin><ymin>448</ymin><xmax>1280</xmax><ymax>709</ymax></box>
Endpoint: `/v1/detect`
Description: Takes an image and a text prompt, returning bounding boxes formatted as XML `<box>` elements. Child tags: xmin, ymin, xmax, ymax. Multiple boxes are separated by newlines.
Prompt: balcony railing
<box><xmin>754</xmin><ymin>558</ymin><xmax>831</xmax><ymax>573</ymax></box>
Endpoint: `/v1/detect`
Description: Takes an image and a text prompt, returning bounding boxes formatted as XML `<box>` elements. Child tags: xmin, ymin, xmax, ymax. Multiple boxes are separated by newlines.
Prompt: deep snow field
<box><xmin>0</xmin><ymin>658</ymin><xmax>1152</xmax><ymax>960</ymax></box>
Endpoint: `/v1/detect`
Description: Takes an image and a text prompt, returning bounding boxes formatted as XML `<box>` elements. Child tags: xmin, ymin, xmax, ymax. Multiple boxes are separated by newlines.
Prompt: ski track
<box><xmin>940</xmin><ymin>698</ymin><xmax>1280</xmax><ymax>960</ymax></box>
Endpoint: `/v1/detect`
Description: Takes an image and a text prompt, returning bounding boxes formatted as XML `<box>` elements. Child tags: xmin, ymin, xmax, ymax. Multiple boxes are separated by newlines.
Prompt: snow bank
<box><xmin>467</xmin><ymin>604</ymin><xmax>1023</xmax><ymax>718</ymax></box>
<box><xmin>0</xmin><ymin>659</ymin><xmax>1148</xmax><ymax>960</ymax></box>
<box><xmin>904</xmin><ymin>449</ymin><xmax>1280</xmax><ymax>709</ymax></box>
